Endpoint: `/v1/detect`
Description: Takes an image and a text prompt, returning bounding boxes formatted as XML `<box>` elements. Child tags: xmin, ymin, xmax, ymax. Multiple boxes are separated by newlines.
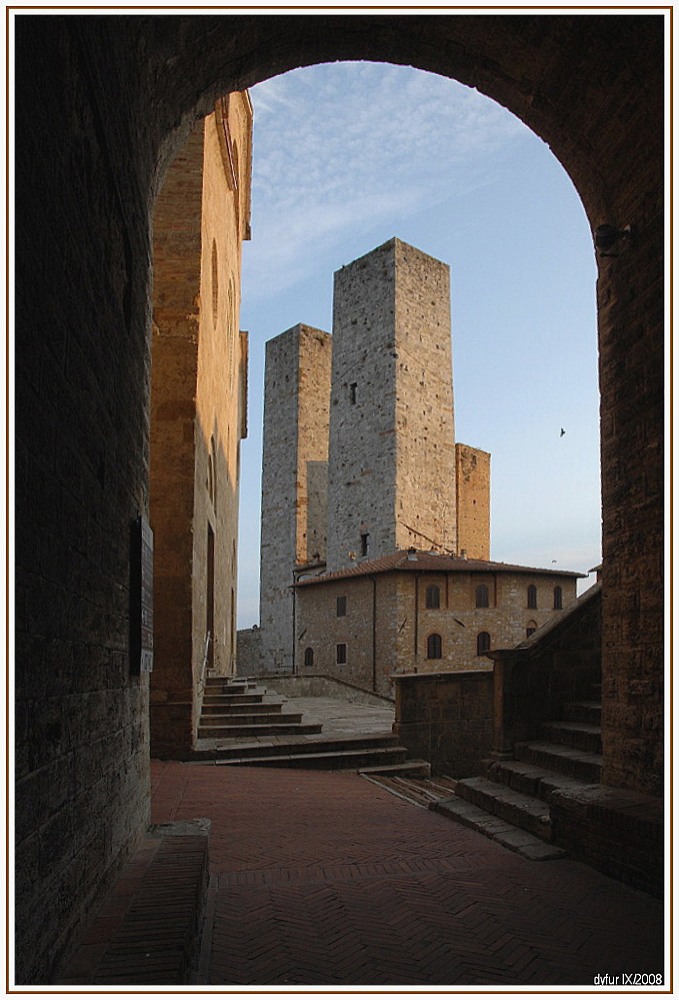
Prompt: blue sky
<box><xmin>236</xmin><ymin>61</ymin><xmax>601</xmax><ymax>628</ymax></box>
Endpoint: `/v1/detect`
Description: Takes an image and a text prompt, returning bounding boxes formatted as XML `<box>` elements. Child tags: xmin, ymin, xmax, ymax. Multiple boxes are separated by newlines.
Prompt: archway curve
<box><xmin>148</xmin><ymin>13</ymin><xmax>662</xmax><ymax>232</ymax></box>
<box><xmin>138</xmin><ymin>13</ymin><xmax>663</xmax><ymax>796</ymax></box>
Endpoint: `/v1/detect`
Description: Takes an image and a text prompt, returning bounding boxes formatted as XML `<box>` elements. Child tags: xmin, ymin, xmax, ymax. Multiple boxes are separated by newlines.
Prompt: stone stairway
<box><xmin>198</xmin><ymin>677</ymin><xmax>323</xmax><ymax>739</ymax></box>
<box><xmin>431</xmin><ymin>690</ymin><xmax>604</xmax><ymax>861</ymax></box>
<box><xmin>196</xmin><ymin>677</ymin><xmax>430</xmax><ymax>775</ymax></box>
<box><xmin>212</xmin><ymin>736</ymin><xmax>430</xmax><ymax>774</ymax></box>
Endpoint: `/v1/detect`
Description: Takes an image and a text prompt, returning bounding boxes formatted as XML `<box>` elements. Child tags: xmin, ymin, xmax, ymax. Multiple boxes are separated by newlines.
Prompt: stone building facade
<box><xmin>150</xmin><ymin>94</ymin><xmax>252</xmax><ymax>755</ymax></box>
<box><xmin>294</xmin><ymin>551</ymin><xmax>580</xmax><ymax>697</ymax></box>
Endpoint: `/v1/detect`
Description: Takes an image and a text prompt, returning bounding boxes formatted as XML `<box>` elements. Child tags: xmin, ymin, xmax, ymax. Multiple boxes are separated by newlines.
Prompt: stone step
<box><xmin>432</xmin><ymin>797</ymin><xmax>568</xmax><ymax>862</ymax></box>
<box><xmin>200</xmin><ymin>700</ymin><xmax>283</xmax><ymax>715</ymax></box>
<box><xmin>205</xmin><ymin>683</ymin><xmax>261</xmax><ymax>695</ymax></box>
<box><xmin>196</xmin><ymin>734</ymin><xmax>401</xmax><ymax>760</ymax></box>
<box><xmin>486</xmin><ymin>758</ymin><xmax>596</xmax><ymax>801</ymax></box>
<box><xmin>454</xmin><ymin>776</ymin><xmax>554</xmax><ymax>840</ymax></box>
<box><xmin>197</xmin><ymin>721</ymin><xmax>323</xmax><ymax>739</ymax></box>
<box><xmin>358</xmin><ymin>759</ymin><xmax>431</xmax><ymax>778</ymax></box>
<box><xmin>514</xmin><ymin>740</ymin><xmax>602</xmax><ymax>783</ymax></box>
<box><xmin>214</xmin><ymin>745</ymin><xmax>408</xmax><ymax>771</ymax></box>
<box><xmin>540</xmin><ymin>720</ymin><xmax>602</xmax><ymax>754</ymax></box>
<box><xmin>199</xmin><ymin>711</ymin><xmax>304</xmax><ymax>727</ymax></box>
<box><xmin>202</xmin><ymin>687</ymin><xmax>267</xmax><ymax>700</ymax></box>
<box><xmin>561</xmin><ymin>700</ymin><xmax>601</xmax><ymax>725</ymax></box>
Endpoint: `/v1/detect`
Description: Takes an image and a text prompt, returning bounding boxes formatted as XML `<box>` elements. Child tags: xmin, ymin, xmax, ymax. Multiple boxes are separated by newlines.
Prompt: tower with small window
<box><xmin>259</xmin><ymin>323</ymin><xmax>332</xmax><ymax>670</ymax></box>
<box><xmin>326</xmin><ymin>238</ymin><xmax>457</xmax><ymax>571</ymax></box>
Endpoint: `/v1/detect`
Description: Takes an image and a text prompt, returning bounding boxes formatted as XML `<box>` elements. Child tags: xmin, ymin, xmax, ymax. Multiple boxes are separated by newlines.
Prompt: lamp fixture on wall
<box><xmin>594</xmin><ymin>224</ymin><xmax>633</xmax><ymax>257</ymax></box>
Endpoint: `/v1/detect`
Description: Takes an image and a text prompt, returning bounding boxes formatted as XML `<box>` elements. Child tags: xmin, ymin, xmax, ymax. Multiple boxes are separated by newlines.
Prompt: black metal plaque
<box><xmin>130</xmin><ymin>514</ymin><xmax>154</xmax><ymax>674</ymax></box>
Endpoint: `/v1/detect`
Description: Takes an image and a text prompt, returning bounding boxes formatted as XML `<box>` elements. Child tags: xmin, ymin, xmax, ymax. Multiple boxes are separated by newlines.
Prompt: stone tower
<box><xmin>455</xmin><ymin>443</ymin><xmax>491</xmax><ymax>560</ymax></box>
<box><xmin>259</xmin><ymin>324</ymin><xmax>332</xmax><ymax>670</ymax></box>
<box><xmin>326</xmin><ymin>238</ymin><xmax>457</xmax><ymax>572</ymax></box>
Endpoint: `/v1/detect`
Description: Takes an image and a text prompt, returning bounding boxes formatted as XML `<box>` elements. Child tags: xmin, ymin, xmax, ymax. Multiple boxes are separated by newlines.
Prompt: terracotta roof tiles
<box><xmin>294</xmin><ymin>549</ymin><xmax>585</xmax><ymax>587</ymax></box>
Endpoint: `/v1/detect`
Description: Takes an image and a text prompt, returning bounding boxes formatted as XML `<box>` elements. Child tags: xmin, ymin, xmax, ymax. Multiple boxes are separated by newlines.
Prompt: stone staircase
<box><xmin>431</xmin><ymin>689</ymin><xmax>604</xmax><ymax>861</ymax></box>
<box><xmin>196</xmin><ymin>677</ymin><xmax>430</xmax><ymax>775</ymax></box>
<box><xmin>198</xmin><ymin>677</ymin><xmax>323</xmax><ymax>739</ymax></box>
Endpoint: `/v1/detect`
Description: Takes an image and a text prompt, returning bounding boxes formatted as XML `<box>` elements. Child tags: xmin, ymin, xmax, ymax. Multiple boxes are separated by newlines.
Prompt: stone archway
<box><xmin>141</xmin><ymin>12</ymin><xmax>664</xmax><ymax>796</ymax></box>
<box><xmin>14</xmin><ymin>13</ymin><xmax>664</xmax><ymax>982</ymax></box>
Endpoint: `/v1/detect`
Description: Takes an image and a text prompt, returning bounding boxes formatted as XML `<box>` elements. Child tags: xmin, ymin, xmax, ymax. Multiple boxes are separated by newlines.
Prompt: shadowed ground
<box><xmin>152</xmin><ymin>760</ymin><xmax>665</xmax><ymax>987</ymax></box>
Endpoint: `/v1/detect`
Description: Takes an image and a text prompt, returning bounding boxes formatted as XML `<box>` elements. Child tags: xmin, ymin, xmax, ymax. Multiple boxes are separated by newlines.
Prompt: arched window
<box><xmin>475</xmin><ymin>584</ymin><xmax>489</xmax><ymax>608</ymax></box>
<box><xmin>426</xmin><ymin>633</ymin><xmax>442</xmax><ymax>659</ymax></box>
<box><xmin>477</xmin><ymin>631</ymin><xmax>491</xmax><ymax>655</ymax></box>
<box><xmin>526</xmin><ymin>620</ymin><xmax>537</xmax><ymax>638</ymax></box>
<box><xmin>527</xmin><ymin>584</ymin><xmax>537</xmax><ymax>609</ymax></box>
<box><xmin>425</xmin><ymin>585</ymin><xmax>440</xmax><ymax>609</ymax></box>
<box><xmin>553</xmin><ymin>586</ymin><xmax>563</xmax><ymax>610</ymax></box>
<box><xmin>303</xmin><ymin>647</ymin><xmax>314</xmax><ymax>667</ymax></box>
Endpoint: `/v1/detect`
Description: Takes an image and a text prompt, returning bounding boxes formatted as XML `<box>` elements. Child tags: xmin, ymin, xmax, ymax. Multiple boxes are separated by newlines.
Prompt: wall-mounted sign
<box><xmin>130</xmin><ymin>514</ymin><xmax>154</xmax><ymax>674</ymax></box>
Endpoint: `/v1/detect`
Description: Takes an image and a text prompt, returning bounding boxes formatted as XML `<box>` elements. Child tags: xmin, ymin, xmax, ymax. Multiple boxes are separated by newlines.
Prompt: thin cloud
<box><xmin>244</xmin><ymin>62</ymin><xmax>529</xmax><ymax>301</ymax></box>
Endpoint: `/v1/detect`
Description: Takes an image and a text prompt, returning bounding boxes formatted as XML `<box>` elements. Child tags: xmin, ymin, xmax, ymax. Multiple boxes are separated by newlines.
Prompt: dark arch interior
<box><xmin>14</xmin><ymin>13</ymin><xmax>665</xmax><ymax>983</ymax></box>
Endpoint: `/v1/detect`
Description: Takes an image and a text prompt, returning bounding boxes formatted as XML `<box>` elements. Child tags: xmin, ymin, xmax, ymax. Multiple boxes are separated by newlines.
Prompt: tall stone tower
<box><xmin>326</xmin><ymin>238</ymin><xmax>457</xmax><ymax>571</ymax></box>
<box><xmin>259</xmin><ymin>324</ymin><xmax>332</xmax><ymax>670</ymax></box>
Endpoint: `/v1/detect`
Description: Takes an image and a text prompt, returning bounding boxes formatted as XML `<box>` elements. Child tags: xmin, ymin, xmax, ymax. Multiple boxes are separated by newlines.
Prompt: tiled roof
<box><xmin>294</xmin><ymin>549</ymin><xmax>586</xmax><ymax>587</ymax></box>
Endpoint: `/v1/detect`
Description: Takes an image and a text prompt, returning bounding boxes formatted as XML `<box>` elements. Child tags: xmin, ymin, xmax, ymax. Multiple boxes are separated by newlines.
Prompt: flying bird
<box><xmin>560</xmin><ymin>428</ymin><xmax>566</xmax><ymax>437</ymax></box>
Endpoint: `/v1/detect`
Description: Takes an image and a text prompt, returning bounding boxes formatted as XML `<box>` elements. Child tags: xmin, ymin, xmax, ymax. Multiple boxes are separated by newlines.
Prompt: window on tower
<box><xmin>425</xmin><ymin>585</ymin><xmax>440</xmax><ymax>609</ymax></box>
<box><xmin>349</xmin><ymin>382</ymin><xmax>358</xmax><ymax>404</ymax></box>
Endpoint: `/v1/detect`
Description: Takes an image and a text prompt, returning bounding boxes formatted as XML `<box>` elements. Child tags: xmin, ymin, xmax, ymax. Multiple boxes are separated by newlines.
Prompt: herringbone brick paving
<box><xmin>152</xmin><ymin>761</ymin><xmax>666</xmax><ymax>987</ymax></box>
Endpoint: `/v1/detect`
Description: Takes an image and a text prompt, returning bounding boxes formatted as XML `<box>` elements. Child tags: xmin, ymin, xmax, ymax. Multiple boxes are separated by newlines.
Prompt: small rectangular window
<box><xmin>360</xmin><ymin>533</ymin><xmax>369</xmax><ymax>557</ymax></box>
<box><xmin>425</xmin><ymin>585</ymin><xmax>440</xmax><ymax>609</ymax></box>
<box><xmin>350</xmin><ymin>382</ymin><xmax>358</xmax><ymax>404</ymax></box>
<box><xmin>336</xmin><ymin>595</ymin><xmax>347</xmax><ymax>617</ymax></box>
<box><xmin>336</xmin><ymin>643</ymin><xmax>347</xmax><ymax>665</ymax></box>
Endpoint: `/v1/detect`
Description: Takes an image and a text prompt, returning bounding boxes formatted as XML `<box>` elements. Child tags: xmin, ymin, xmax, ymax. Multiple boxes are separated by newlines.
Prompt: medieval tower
<box><xmin>258</xmin><ymin>324</ymin><xmax>332</xmax><ymax>670</ymax></box>
<box><xmin>243</xmin><ymin>238</ymin><xmax>490</xmax><ymax>675</ymax></box>
<box><xmin>327</xmin><ymin>238</ymin><xmax>457</xmax><ymax>571</ymax></box>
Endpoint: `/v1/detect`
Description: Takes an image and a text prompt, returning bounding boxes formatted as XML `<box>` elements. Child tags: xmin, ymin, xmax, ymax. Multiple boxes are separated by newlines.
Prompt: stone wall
<box><xmin>191</xmin><ymin>97</ymin><xmax>251</xmax><ymax>690</ymax></box>
<box><xmin>254</xmin><ymin>673</ymin><xmax>395</xmax><ymax>705</ymax></box>
<box><xmin>149</xmin><ymin>122</ymin><xmax>203</xmax><ymax>755</ymax></box>
<box><xmin>149</xmin><ymin>99</ymin><xmax>251</xmax><ymax>756</ymax></box>
<box><xmin>490</xmin><ymin>583</ymin><xmax>602</xmax><ymax>755</ymax></box>
<box><xmin>455</xmin><ymin>444</ymin><xmax>490</xmax><ymax>560</ymax></box>
<box><xmin>14</xmin><ymin>18</ymin><xmax>155</xmax><ymax>981</ymax></box>
<box><xmin>393</xmin><ymin>670</ymin><xmax>494</xmax><ymax>776</ymax></box>
<box><xmin>235</xmin><ymin>626</ymin><xmax>262</xmax><ymax>676</ymax></box>
<box><xmin>327</xmin><ymin>239</ymin><xmax>456</xmax><ymax>571</ymax></box>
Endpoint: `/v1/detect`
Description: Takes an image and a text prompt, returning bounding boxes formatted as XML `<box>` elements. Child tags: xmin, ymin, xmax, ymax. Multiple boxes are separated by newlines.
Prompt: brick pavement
<box><xmin>151</xmin><ymin>760</ymin><xmax>666</xmax><ymax>987</ymax></box>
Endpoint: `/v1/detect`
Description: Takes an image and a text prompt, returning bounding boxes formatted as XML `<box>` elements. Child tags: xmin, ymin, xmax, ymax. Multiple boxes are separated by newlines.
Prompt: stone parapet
<box><xmin>392</xmin><ymin>669</ymin><xmax>493</xmax><ymax>776</ymax></box>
